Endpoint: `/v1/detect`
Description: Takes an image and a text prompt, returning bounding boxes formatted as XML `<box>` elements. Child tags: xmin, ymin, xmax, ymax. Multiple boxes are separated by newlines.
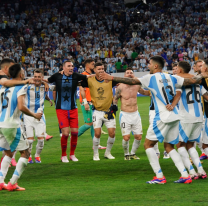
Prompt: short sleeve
<box><xmin>49</xmin><ymin>84</ymin><xmax>56</xmax><ymax>91</ymax></box>
<box><xmin>171</xmin><ymin>75</ymin><xmax>184</xmax><ymax>88</ymax></box>
<box><xmin>138</xmin><ymin>74</ymin><xmax>151</xmax><ymax>89</ymax></box>
<box><xmin>48</xmin><ymin>73</ymin><xmax>57</xmax><ymax>83</ymax></box>
<box><xmin>17</xmin><ymin>85</ymin><xmax>27</xmax><ymax>98</ymax></box>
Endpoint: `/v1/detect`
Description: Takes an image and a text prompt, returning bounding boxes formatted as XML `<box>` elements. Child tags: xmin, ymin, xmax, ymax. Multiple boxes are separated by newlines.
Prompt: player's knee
<box><xmin>123</xmin><ymin>136</ymin><xmax>130</xmax><ymax>141</ymax></box>
<box><xmin>135</xmin><ymin>135</ymin><xmax>142</xmax><ymax>140</ymax></box>
<box><xmin>108</xmin><ymin>131</ymin><xmax>115</xmax><ymax>138</ymax></box>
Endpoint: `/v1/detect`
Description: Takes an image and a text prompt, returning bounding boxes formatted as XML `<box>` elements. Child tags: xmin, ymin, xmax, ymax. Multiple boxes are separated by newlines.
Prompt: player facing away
<box><xmin>24</xmin><ymin>69</ymin><xmax>54</xmax><ymax>164</ymax></box>
<box><xmin>176</xmin><ymin>61</ymin><xmax>208</xmax><ymax>180</ymax></box>
<box><xmin>0</xmin><ymin>64</ymin><xmax>42</xmax><ymax>191</ymax></box>
<box><xmin>100</xmin><ymin>55</ymin><xmax>208</xmax><ymax>184</ymax></box>
<box><xmin>114</xmin><ymin>69</ymin><xmax>149</xmax><ymax>160</ymax></box>
<box><xmin>79</xmin><ymin>59</ymin><xmax>106</xmax><ymax>149</ymax></box>
<box><xmin>81</xmin><ymin>62</ymin><xmax>118</xmax><ymax>161</ymax></box>
<box><xmin>46</xmin><ymin>60</ymin><xmax>90</xmax><ymax>162</ymax></box>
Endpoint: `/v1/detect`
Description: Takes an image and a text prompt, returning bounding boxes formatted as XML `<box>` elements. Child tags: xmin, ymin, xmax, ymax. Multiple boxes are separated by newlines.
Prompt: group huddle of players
<box><xmin>1</xmin><ymin>56</ymin><xmax>208</xmax><ymax>191</ymax></box>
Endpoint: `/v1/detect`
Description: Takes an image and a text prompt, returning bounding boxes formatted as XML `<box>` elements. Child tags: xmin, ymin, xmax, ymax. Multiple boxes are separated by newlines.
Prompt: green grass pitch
<box><xmin>1</xmin><ymin>96</ymin><xmax>208</xmax><ymax>206</ymax></box>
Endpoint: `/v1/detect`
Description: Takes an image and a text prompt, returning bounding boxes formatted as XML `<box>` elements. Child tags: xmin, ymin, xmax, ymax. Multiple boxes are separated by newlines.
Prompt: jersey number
<box><xmin>186</xmin><ymin>86</ymin><xmax>200</xmax><ymax>104</ymax></box>
<box><xmin>162</xmin><ymin>86</ymin><xmax>174</xmax><ymax>104</ymax></box>
<box><xmin>1</xmin><ymin>90</ymin><xmax>11</xmax><ymax>109</ymax></box>
<box><xmin>35</xmin><ymin>92</ymin><xmax>40</xmax><ymax>98</ymax></box>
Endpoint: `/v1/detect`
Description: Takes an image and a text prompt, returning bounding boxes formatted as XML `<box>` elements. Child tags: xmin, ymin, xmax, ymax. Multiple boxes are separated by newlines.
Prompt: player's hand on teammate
<box><xmin>33</xmin><ymin>112</ymin><xmax>43</xmax><ymax>121</ymax></box>
<box><xmin>24</xmin><ymin>78</ymin><xmax>34</xmax><ymax>84</ymax></box>
<box><xmin>166</xmin><ymin>104</ymin><xmax>174</xmax><ymax>111</ymax></box>
<box><xmin>99</xmin><ymin>72</ymin><xmax>112</xmax><ymax>81</ymax></box>
<box><xmin>42</xmin><ymin>82</ymin><xmax>49</xmax><ymax>92</ymax></box>
<box><xmin>201</xmin><ymin>72</ymin><xmax>208</xmax><ymax>79</ymax></box>
<box><xmin>59</xmin><ymin>70</ymin><xmax>64</xmax><ymax>75</ymax></box>
<box><xmin>87</xmin><ymin>74</ymin><xmax>96</xmax><ymax>78</ymax></box>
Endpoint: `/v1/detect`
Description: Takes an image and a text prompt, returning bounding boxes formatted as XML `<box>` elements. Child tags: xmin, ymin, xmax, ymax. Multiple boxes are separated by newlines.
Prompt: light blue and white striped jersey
<box><xmin>138</xmin><ymin>73</ymin><xmax>184</xmax><ymax>123</ymax></box>
<box><xmin>178</xmin><ymin>85</ymin><xmax>206</xmax><ymax>123</ymax></box>
<box><xmin>25</xmin><ymin>84</ymin><xmax>54</xmax><ymax>113</ymax></box>
<box><xmin>0</xmin><ymin>85</ymin><xmax>27</xmax><ymax>128</ymax></box>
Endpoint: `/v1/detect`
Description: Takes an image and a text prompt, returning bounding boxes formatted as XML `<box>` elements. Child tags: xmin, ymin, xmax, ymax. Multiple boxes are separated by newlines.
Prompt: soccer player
<box><xmin>24</xmin><ymin>69</ymin><xmax>54</xmax><ymax>164</ymax></box>
<box><xmin>81</xmin><ymin>62</ymin><xmax>118</xmax><ymax>161</ymax></box>
<box><xmin>45</xmin><ymin>60</ymin><xmax>90</xmax><ymax>163</ymax></box>
<box><xmin>113</xmin><ymin>69</ymin><xmax>149</xmax><ymax>160</ymax></box>
<box><xmin>176</xmin><ymin>61</ymin><xmax>208</xmax><ymax>179</ymax></box>
<box><xmin>100</xmin><ymin>55</ymin><xmax>207</xmax><ymax>184</ymax></box>
<box><xmin>79</xmin><ymin>59</ymin><xmax>106</xmax><ymax>149</ymax></box>
<box><xmin>0</xmin><ymin>64</ymin><xmax>42</xmax><ymax>191</ymax></box>
<box><xmin>193</xmin><ymin>60</ymin><xmax>207</xmax><ymax>160</ymax></box>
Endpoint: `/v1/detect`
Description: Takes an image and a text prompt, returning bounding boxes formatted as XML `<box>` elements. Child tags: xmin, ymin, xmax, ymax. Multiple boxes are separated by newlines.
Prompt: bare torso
<box><xmin>119</xmin><ymin>84</ymin><xmax>140</xmax><ymax>112</ymax></box>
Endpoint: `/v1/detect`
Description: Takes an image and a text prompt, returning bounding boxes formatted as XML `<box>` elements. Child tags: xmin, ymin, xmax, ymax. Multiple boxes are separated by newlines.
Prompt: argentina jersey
<box><xmin>25</xmin><ymin>85</ymin><xmax>47</xmax><ymax>113</ymax></box>
<box><xmin>179</xmin><ymin>85</ymin><xmax>205</xmax><ymax>123</ymax></box>
<box><xmin>0</xmin><ymin>85</ymin><xmax>27</xmax><ymax>128</ymax></box>
<box><xmin>138</xmin><ymin>73</ymin><xmax>184</xmax><ymax>123</ymax></box>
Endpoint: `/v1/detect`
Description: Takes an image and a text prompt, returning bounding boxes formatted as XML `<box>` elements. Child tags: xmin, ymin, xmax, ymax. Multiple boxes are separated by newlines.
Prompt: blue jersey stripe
<box><xmin>27</xmin><ymin>86</ymin><xmax>31</xmax><ymax>109</ymax></box>
<box><xmin>181</xmin><ymin>87</ymin><xmax>189</xmax><ymax>112</ymax></box>
<box><xmin>35</xmin><ymin>87</ymin><xmax>40</xmax><ymax>112</ymax></box>
<box><xmin>10</xmin><ymin>127</ymin><xmax>21</xmax><ymax>152</ymax></box>
<box><xmin>10</xmin><ymin>87</ymin><xmax>21</xmax><ymax>117</ymax></box>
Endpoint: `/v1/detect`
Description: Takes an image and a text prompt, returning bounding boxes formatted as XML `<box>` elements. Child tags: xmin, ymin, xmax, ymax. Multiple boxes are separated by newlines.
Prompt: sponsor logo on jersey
<box><xmin>97</xmin><ymin>87</ymin><xmax>104</xmax><ymax>96</ymax></box>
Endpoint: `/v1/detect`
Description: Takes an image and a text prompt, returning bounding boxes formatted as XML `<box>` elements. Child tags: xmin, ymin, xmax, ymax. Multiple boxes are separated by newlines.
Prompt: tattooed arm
<box><xmin>113</xmin><ymin>86</ymin><xmax>122</xmax><ymax>105</ymax></box>
<box><xmin>183</xmin><ymin>74</ymin><xmax>203</xmax><ymax>86</ymax></box>
<box><xmin>138</xmin><ymin>86</ymin><xmax>150</xmax><ymax>96</ymax></box>
<box><xmin>100</xmin><ymin>72</ymin><xmax>141</xmax><ymax>85</ymax></box>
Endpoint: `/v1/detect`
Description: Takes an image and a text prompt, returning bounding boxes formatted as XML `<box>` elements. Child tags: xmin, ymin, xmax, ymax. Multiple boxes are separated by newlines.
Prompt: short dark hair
<box><xmin>34</xmin><ymin>69</ymin><xmax>43</xmax><ymax>75</ymax></box>
<box><xmin>0</xmin><ymin>58</ymin><xmax>14</xmax><ymax>69</ymax></box>
<box><xmin>150</xmin><ymin>55</ymin><xmax>165</xmax><ymax>69</ymax></box>
<box><xmin>178</xmin><ymin>61</ymin><xmax>191</xmax><ymax>73</ymax></box>
<box><xmin>9</xmin><ymin>64</ymin><xmax>21</xmax><ymax>78</ymax></box>
<box><xmin>84</xmin><ymin>59</ymin><xmax>94</xmax><ymax>66</ymax></box>
<box><xmin>172</xmin><ymin>63</ymin><xmax>178</xmax><ymax>67</ymax></box>
<box><xmin>94</xmin><ymin>62</ymin><xmax>103</xmax><ymax>68</ymax></box>
<box><xmin>63</xmin><ymin>60</ymin><xmax>72</xmax><ymax>66</ymax></box>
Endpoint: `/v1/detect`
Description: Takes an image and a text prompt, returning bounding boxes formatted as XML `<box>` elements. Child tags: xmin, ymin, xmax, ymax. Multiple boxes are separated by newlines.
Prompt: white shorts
<box><xmin>149</xmin><ymin>110</ymin><xmax>155</xmax><ymax>124</ymax></box>
<box><xmin>179</xmin><ymin>122</ymin><xmax>202</xmax><ymax>143</ymax></box>
<box><xmin>146</xmin><ymin>119</ymin><xmax>179</xmax><ymax>144</ymax></box>
<box><xmin>24</xmin><ymin>114</ymin><xmax>46</xmax><ymax>138</ymax></box>
<box><xmin>119</xmin><ymin>110</ymin><xmax>143</xmax><ymax>136</ymax></box>
<box><xmin>93</xmin><ymin>110</ymin><xmax>116</xmax><ymax>129</ymax></box>
<box><xmin>203</xmin><ymin>118</ymin><xmax>208</xmax><ymax>144</ymax></box>
<box><xmin>0</xmin><ymin>127</ymin><xmax>29</xmax><ymax>152</ymax></box>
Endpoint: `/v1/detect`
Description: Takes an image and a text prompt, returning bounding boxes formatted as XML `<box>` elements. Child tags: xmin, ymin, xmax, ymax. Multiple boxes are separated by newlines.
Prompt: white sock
<box><xmin>10</xmin><ymin>157</ymin><xmax>28</xmax><ymax>185</ymax></box>
<box><xmin>178</xmin><ymin>147</ymin><xmax>196</xmax><ymax>175</ymax></box>
<box><xmin>105</xmin><ymin>137</ymin><xmax>115</xmax><ymax>154</ymax></box>
<box><xmin>204</xmin><ymin>147</ymin><xmax>208</xmax><ymax>156</ymax></box>
<box><xmin>93</xmin><ymin>137</ymin><xmax>100</xmax><ymax>155</ymax></box>
<box><xmin>154</xmin><ymin>142</ymin><xmax>160</xmax><ymax>154</ymax></box>
<box><xmin>0</xmin><ymin>155</ymin><xmax>12</xmax><ymax>183</ymax></box>
<box><xmin>122</xmin><ymin>139</ymin><xmax>129</xmax><ymax>155</ymax></box>
<box><xmin>146</xmin><ymin>148</ymin><xmax>163</xmax><ymax>178</ymax></box>
<box><xmin>168</xmin><ymin>149</ymin><xmax>189</xmax><ymax>177</ymax></box>
<box><xmin>28</xmin><ymin>139</ymin><xmax>34</xmax><ymax>157</ymax></box>
<box><xmin>130</xmin><ymin>139</ymin><xmax>141</xmax><ymax>155</ymax></box>
<box><xmin>197</xmin><ymin>141</ymin><xmax>204</xmax><ymax>154</ymax></box>
<box><xmin>35</xmin><ymin>139</ymin><xmax>44</xmax><ymax>157</ymax></box>
<box><xmin>188</xmin><ymin>147</ymin><xmax>204</xmax><ymax>173</ymax></box>
<box><xmin>12</xmin><ymin>151</ymin><xmax>17</xmax><ymax>159</ymax></box>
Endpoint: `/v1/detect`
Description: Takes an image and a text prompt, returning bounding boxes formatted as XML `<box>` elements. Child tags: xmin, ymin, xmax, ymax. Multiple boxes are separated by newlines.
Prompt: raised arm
<box><xmin>183</xmin><ymin>74</ymin><xmax>203</xmax><ymax>86</ymax></box>
<box><xmin>100</xmin><ymin>72</ymin><xmax>141</xmax><ymax>85</ymax></box>
<box><xmin>113</xmin><ymin>86</ymin><xmax>122</xmax><ymax>105</ymax></box>
<box><xmin>0</xmin><ymin>78</ymin><xmax>31</xmax><ymax>87</ymax></box>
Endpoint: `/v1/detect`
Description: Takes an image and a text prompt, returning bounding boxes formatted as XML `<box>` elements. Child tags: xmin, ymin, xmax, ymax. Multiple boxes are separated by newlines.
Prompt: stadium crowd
<box><xmin>0</xmin><ymin>0</ymin><xmax>208</xmax><ymax>75</ymax></box>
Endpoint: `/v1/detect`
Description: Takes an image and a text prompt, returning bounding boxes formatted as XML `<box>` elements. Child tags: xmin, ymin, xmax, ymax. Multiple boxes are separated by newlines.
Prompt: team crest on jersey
<box><xmin>36</xmin><ymin>87</ymin><xmax>39</xmax><ymax>91</ymax></box>
<box><xmin>30</xmin><ymin>88</ymin><xmax>34</xmax><ymax>91</ymax></box>
<box><xmin>40</xmin><ymin>88</ymin><xmax>44</xmax><ymax>91</ymax></box>
<box><xmin>97</xmin><ymin>87</ymin><xmax>104</xmax><ymax>96</ymax></box>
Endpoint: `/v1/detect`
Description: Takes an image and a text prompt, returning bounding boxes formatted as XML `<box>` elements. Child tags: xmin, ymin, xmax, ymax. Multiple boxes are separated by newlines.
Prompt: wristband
<box><xmin>83</xmin><ymin>98</ymin><xmax>88</xmax><ymax>104</ymax></box>
<box><xmin>112</xmin><ymin>76</ymin><xmax>114</xmax><ymax>81</ymax></box>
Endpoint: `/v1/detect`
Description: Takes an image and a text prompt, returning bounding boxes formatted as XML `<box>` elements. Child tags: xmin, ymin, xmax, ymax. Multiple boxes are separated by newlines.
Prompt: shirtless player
<box><xmin>113</xmin><ymin>69</ymin><xmax>150</xmax><ymax>160</ymax></box>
